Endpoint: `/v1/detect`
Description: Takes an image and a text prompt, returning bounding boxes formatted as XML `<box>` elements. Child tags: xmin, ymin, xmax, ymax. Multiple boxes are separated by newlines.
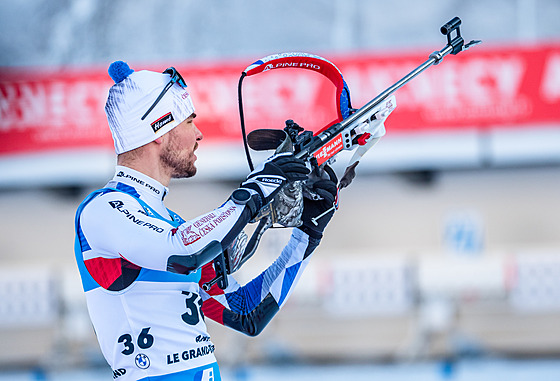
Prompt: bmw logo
<box><xmin>135</xmin><ymin>353</ymin><xmax>150</xmax><ymax>369</ymax></box>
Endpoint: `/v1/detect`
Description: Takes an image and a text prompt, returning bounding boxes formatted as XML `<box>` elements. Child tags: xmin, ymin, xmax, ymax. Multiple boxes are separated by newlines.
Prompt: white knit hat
<box><xmin>104</xmin><ymin>61</ymin><xmax>196</xmax><ymax>154</ymax></box>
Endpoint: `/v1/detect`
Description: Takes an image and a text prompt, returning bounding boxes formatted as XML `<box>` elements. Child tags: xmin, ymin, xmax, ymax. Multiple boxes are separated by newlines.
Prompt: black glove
<box><xmin>237</xmin><ymin>152</ymin><xmax>309</xmax><ymax>214</ymax></box>
<box><xmin>298</xmin><ymin>175</ymin><xmax>338</xmax><ymax>239</ymax></box>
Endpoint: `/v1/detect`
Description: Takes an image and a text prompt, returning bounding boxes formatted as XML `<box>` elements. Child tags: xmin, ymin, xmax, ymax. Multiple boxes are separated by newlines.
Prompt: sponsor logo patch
<box><xmin>151</xmin><ymin>112</ymin><xmax>174</xmax><ymax>133</ymax></box>
<box><xmin>108</xmin><ymin>200</ymin><xmax>165</xmax><ymax>233</ymax></box>
<box><xmin>165</xmin><ymin>344</ymin><xmax>216</xmax><ymax>365</ymax></box>
<box><xmin>313</xmin><ymin>133</ymin><xmax>344</xmax><ymax>165</ymax></box>
<box><xmin>256</xmin><ymin>176</ymin><xmax>283</xmax><ymax>185</ymax></box>
<box><xmin>262</xmin><ymin>61</ymin><xmax>321</xmax><ymax>72</ymax></box>
<box><xmin>116</xmin><ymin>171</ymin><xmax>161</xmax><ymax>194</ymax></box>
<box><xmin>180</xmin><ymin>225</ymin><xmax>202</xmax><ymax>245</ymax></box>
<box><xmin>109</xmin><ymin>200</ymin><xmax>124</xmax><ymax>209</ymax></box>
<box><xmin>112</xmin><ymin>368</ymin><xmax>126</xmax><ymax>379</ymax></box>
<box><xmin>135</xmin><ymin>353</ymin><xmax>150</xmax><ymax>369</ymax></box>
<box><xmin>179</xmin><ymin>207</ymin><xmax>237</xmax><ymax>246</ymax></box>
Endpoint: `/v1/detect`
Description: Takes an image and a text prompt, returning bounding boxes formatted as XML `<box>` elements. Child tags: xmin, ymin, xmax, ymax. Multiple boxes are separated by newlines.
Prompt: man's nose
<box><xmin>194</xmin><ymin>123</ymin><xmax>203</xmax><ymax>141</ymax></box>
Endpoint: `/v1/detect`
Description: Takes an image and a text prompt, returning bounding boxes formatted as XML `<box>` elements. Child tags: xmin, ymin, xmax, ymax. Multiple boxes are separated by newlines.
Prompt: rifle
<box><xmin>202</xmin><ymin>17</ymin><xmax>481</xmax><ymax>291</ymax></box>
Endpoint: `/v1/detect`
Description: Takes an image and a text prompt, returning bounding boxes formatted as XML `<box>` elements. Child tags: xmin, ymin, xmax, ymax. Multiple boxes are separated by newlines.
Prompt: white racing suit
<box><xmin>74</xmin><ymin>166</ymin><xmax>321</xmax><ymax>381</ymax></box>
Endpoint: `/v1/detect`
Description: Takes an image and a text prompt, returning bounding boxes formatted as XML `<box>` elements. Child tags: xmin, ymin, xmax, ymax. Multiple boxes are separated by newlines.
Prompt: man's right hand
<box><xmin>238</xmin><ymin>152</ymin><xmax>309</xmax><ymax>212</ymax></box>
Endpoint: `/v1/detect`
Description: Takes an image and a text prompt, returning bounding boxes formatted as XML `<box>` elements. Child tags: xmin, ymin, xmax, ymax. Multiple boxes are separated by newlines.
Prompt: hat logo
<box><xmin>151</xmin><ymin>112</ymin><xmax>174</xmax><ymax>133</ymax></box>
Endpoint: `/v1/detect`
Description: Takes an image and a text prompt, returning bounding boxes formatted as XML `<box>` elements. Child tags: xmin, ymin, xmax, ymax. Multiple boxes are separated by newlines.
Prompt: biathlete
<box><xmin>74</xmin><ymin>61</ymin><xmax>337</xmax><ymax>380</ymax></box>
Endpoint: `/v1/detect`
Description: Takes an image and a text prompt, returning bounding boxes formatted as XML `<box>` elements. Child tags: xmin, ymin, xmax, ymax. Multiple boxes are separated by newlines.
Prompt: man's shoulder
<box><xmin>79</xmin><ymin>187</ymin><xmax>143</xmax><ymax>219</ymax></box>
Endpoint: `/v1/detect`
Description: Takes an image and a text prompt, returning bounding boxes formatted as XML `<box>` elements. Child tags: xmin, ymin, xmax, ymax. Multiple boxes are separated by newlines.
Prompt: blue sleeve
<box><xmin>200</xmin><ymin>229</ymin><xmax>320</xmax><ymax>336</ymax></box>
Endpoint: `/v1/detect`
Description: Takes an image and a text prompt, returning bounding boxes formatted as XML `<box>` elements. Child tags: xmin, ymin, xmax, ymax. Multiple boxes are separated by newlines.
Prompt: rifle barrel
<box><xmin>334</xmin><ymin>43</ymin><xmax>453</xmax><ymax>134</ymax></box>
<box><xmin>299</xmin><ymin>16</ymin><xmax>476</xmax><ymax>160</ymax></box>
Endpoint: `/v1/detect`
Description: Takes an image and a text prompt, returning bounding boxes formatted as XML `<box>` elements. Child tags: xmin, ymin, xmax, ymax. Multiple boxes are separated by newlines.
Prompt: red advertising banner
<box><xmin>1</xmin><ymin>43</ymin><xmax>559</xmax><ymax>156</ymax></box>
<box><xmin>0</xmin><ymin>68</ymin><xmax>115</xmax><ymax>154</ymax></box>
<box><xmin>341</xmin><ymin>44</ymin><xmax>560</xmax><ymax>132</ymax></box>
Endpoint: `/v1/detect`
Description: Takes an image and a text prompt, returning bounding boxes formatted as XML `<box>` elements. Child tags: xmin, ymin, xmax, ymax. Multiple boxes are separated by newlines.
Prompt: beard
<box><xmin>159</xmin><ymin>133</ymin><xmax>198</xmax><ymax>179</ymax></box>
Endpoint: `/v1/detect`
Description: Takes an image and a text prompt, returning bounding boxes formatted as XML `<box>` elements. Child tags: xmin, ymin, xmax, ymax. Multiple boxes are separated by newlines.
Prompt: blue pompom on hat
<box><xmin>108</xmin><ymin>61</ymin><xmax>134</xmax><ymax>83</ymax></box>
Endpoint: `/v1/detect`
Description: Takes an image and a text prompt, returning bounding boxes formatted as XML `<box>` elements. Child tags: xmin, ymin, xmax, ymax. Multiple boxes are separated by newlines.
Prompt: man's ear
<box><xmin>153</xmin><ymin>137</ymin><xmax>164</xmax><ymax>145</ymax></box>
